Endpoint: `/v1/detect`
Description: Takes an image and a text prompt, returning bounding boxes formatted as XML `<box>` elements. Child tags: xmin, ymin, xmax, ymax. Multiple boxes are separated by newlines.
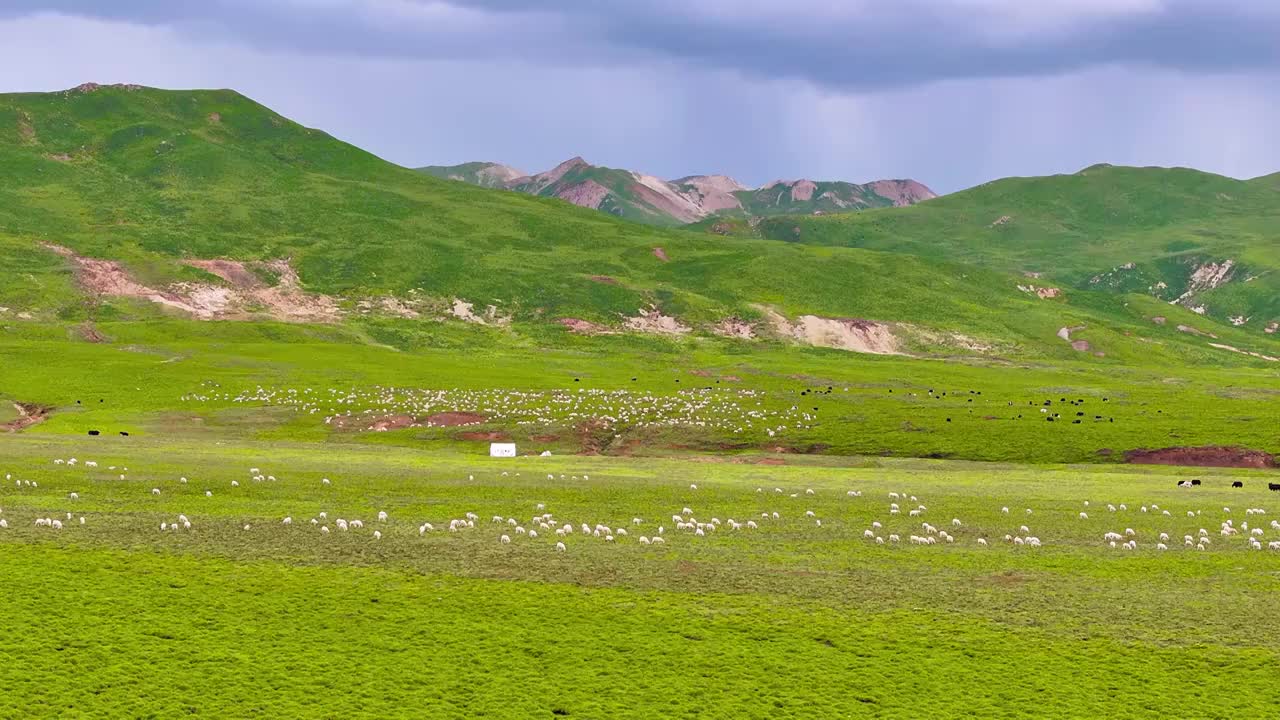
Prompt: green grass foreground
<box><xmin>1</xmin><ymin>435</ymin><xmax>1278</xmax><ymax>718</ymax></box>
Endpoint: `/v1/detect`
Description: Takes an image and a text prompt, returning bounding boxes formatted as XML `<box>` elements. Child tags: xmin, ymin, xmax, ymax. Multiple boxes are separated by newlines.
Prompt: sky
<box><xmin>2</xmin><ymin>1</ymin><xmax>1279</xmax><ymax>193</ymax></box>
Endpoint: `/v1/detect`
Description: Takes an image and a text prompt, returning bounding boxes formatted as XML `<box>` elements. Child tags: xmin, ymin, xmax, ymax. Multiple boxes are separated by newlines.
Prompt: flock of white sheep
<box><xmin>5</xmin><ymin>458</ymin><xmax>1279</xmax><ymax>555</ymax></box>
<box><xmin>179</xmin><ymin>384</ymin><xmax>814</xmax><ymax>438</ymax></box>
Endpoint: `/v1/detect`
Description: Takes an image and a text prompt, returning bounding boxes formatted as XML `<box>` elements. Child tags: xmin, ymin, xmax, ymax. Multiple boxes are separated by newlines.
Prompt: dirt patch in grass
<box><xmin>558</xmin><ymin>318</ymin><xmax>614</xmax><ymax>335</ymax></box>
<box><xmin>712</xmin><ymin>318</ymin><xmax>756</xmax><ymax>340</ymax></box>
<box><xmin>1176</xmin><ymin>324</ymin><xmax>1217</xmax><ymax>339</ymax></box>
<box><xmin>44</xmin><ymin>243</ymin><xmax>340</xmax><ymax>323</ymax></box>
<box><xmin>16</xmin><ymin>110</ymin><xmax>36</xmax><ymax>144</ymax></box>
<box><xmin>652</xmin><ymin>247</ymin><xmax>669</xmax><ymax>262</ymax></box>
<box><xmin>427</xmin><ymin>412</ymin><xmax>487</xmax><ymax>427</ymax></box>
<box><xmin>78</xmin><ymin>322</ymin><xmax>107</xmax><ymax>343</ymax></box>
<box><xmin>451</xmin><ymin>299</ymin><xmax>511</xmax><ymax>326</ymax></box>
<box><xmin>1207</xmin><ymin>343</ymin><xmax>1279</xmax><ymax>362</ymax></box>
<box><xmin>456</xmin><ymin>431</ymin><xmax>510</xmax><ymax>441</ymax></box>
<box><xmin>589</xmin><ymin>275</ymin><xmax>619</xmax><ymax>285</ymax></box>
<box><xmin>761</xmin><ymin>306</ymin><xmax>902</xmax><ymax>355</ymax></box>
<box><xmin>1124</xmin><ymin>446</ymin><xmax>1276</xmax><ymax>469</ymax></box>
<box><xmin>623</xmin><ymin>306</ymin><xmax>690</xmax><ymax>335</ymax></box>
<box><xmin>3</xmin><ymin>402</ymin><xmax>52</xmax><ymax>432</ymax></box>
<box><xmin>987</xmin><ymin>571</ymin><xmax>1030</xmax><ymax>586</ymax></box>
<box><xmin>574</xmin><ymin>418</ymin><xmax>614</xmax><ymax>455</ymax></box>
<box><xmin>765</xmin><ymin>444</ymin><xmax>830</xmax><ymax>455</ymax></box>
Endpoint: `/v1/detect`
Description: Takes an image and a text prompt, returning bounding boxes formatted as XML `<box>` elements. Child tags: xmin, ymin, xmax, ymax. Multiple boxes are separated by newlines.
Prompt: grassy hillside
<box><xmin>2</xmin><ymin>85</ymin><xmax>1279</xmax><ymax>467</ymax></box>
<box><xmin>5</xmin><ymin>85</ymin><xmax>1270</xmax><ymax>366</ymax></box>
<box><xmin>417</xmin><ymin>160</ymin><xmax>525</xmax><ymax>188</ymax></box>
<box><xmin>745</xmin><ymin>165</ymin><xmax>1280</xmax><ymax>334</ymax></box>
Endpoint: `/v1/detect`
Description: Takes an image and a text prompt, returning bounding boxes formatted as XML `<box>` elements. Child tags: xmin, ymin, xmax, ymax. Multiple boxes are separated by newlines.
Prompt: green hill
<box><xmin>0</xmin><ymin>84</ymin><xmax>1276</xmax><ymax>370</ymax></box>
<box><xmin>417</xmin><ymin>161</ymin><xmax>526</xmax><ymax>188</ymax></box>
<box><xmin>740</xmin><ymin>164</ymin><xmax>1280</xmax><ymax>334</ymax></box>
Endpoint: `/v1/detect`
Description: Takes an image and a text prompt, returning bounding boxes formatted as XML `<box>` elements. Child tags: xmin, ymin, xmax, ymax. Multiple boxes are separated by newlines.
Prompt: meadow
<box><xmin>3</xmin><ymin>84</ymin><xmax>1280</xmax><ymax>718</ymax></box>
<box><xmin>2</xmin><ymin>433</ymin><xmax>1278</xmax><ymax>718</ymax></box>
<box><xmin>2</xmin><ymin>321</ymin><xmax>1279</xmax><ymax>463</ymax></box>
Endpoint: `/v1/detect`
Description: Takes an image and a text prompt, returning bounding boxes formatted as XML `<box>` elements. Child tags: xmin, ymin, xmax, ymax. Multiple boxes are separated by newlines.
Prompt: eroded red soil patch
<box><xmin>3</xmin><ymin>402</ymin><xmax>52</xmax><ymax>432</ymax></box>
<box><xmin>1125</xmin><ymin>446</ymin><xmax>1276</xmax><ymax>469</ymax></box>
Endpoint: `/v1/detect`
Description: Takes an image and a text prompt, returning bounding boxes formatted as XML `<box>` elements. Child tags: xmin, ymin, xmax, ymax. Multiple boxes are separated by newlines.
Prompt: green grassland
<box><xmin>3</xmin><ymin>85</ymin><xmax>1280</xmax><ymax>718</ymax></box>
<box><xmin>2</xmin><ymin>434</ymin><xmax>1278</xmax><ymax>718</ymax></box>
<box><xmin>1</xmin><ymin>320</ymin><xmax>1278</xmax><ymax>464</ymax></box>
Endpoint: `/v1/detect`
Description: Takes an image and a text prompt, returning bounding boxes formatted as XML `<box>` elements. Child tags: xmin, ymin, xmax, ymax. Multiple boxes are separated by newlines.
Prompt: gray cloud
<box><xmin>6</xmin><ymin>1</ymin><xmax>1280</xmax><ymax>91</ymax></box>
<box><xmin>3</xmin><ymin>7</ymin><xmax>1280</xmax><ymax>193</ymax></box>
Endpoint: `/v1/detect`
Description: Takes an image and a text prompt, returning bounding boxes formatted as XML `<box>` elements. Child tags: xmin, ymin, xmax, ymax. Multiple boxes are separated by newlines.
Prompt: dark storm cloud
<box><xmin>6</xmin><ymin>1</ymin><xmax>1280</xmax><ymax>90</ymax></box>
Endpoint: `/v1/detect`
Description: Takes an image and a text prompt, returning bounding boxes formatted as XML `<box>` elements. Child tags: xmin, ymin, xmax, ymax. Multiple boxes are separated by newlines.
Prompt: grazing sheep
<box><xmin>378</xmin><ymin>511</ymin><xmax>388</xmax><ymax>522</ymax></box>
<box><xmin>500</xmin><ymin>534</ymin><xmax>510</xmax><ymax>544</ymax></box>
<box><xmin>373</xmin><ymin>530</ymin><xmax>382</xmax><ymax>540</ymax></box>
<box><xmin>556</xmin><ymin>542</ymin><xmax>566</xmax><ymax>552</ymax></box>
<box><xmin>151</xmin><ymin>488</ymin><xmax>161</xmax><ymax>496</ymax></box>
<box><xmin>977</xmin><ymin>538</ymin><xmax>988</xmax><ymax>546</ymax></box>
<box><xmin>282</xmin><ymin>517</ymin><xmax>292</xmax><ymax>525</ymax></box>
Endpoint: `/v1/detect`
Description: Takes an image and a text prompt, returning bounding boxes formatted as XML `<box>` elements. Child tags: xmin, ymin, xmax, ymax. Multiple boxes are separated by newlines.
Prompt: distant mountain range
<box><xmin>418</xmin><ymin>157</ymin><xmax>936</xmax><ymax>225</ymax></box>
